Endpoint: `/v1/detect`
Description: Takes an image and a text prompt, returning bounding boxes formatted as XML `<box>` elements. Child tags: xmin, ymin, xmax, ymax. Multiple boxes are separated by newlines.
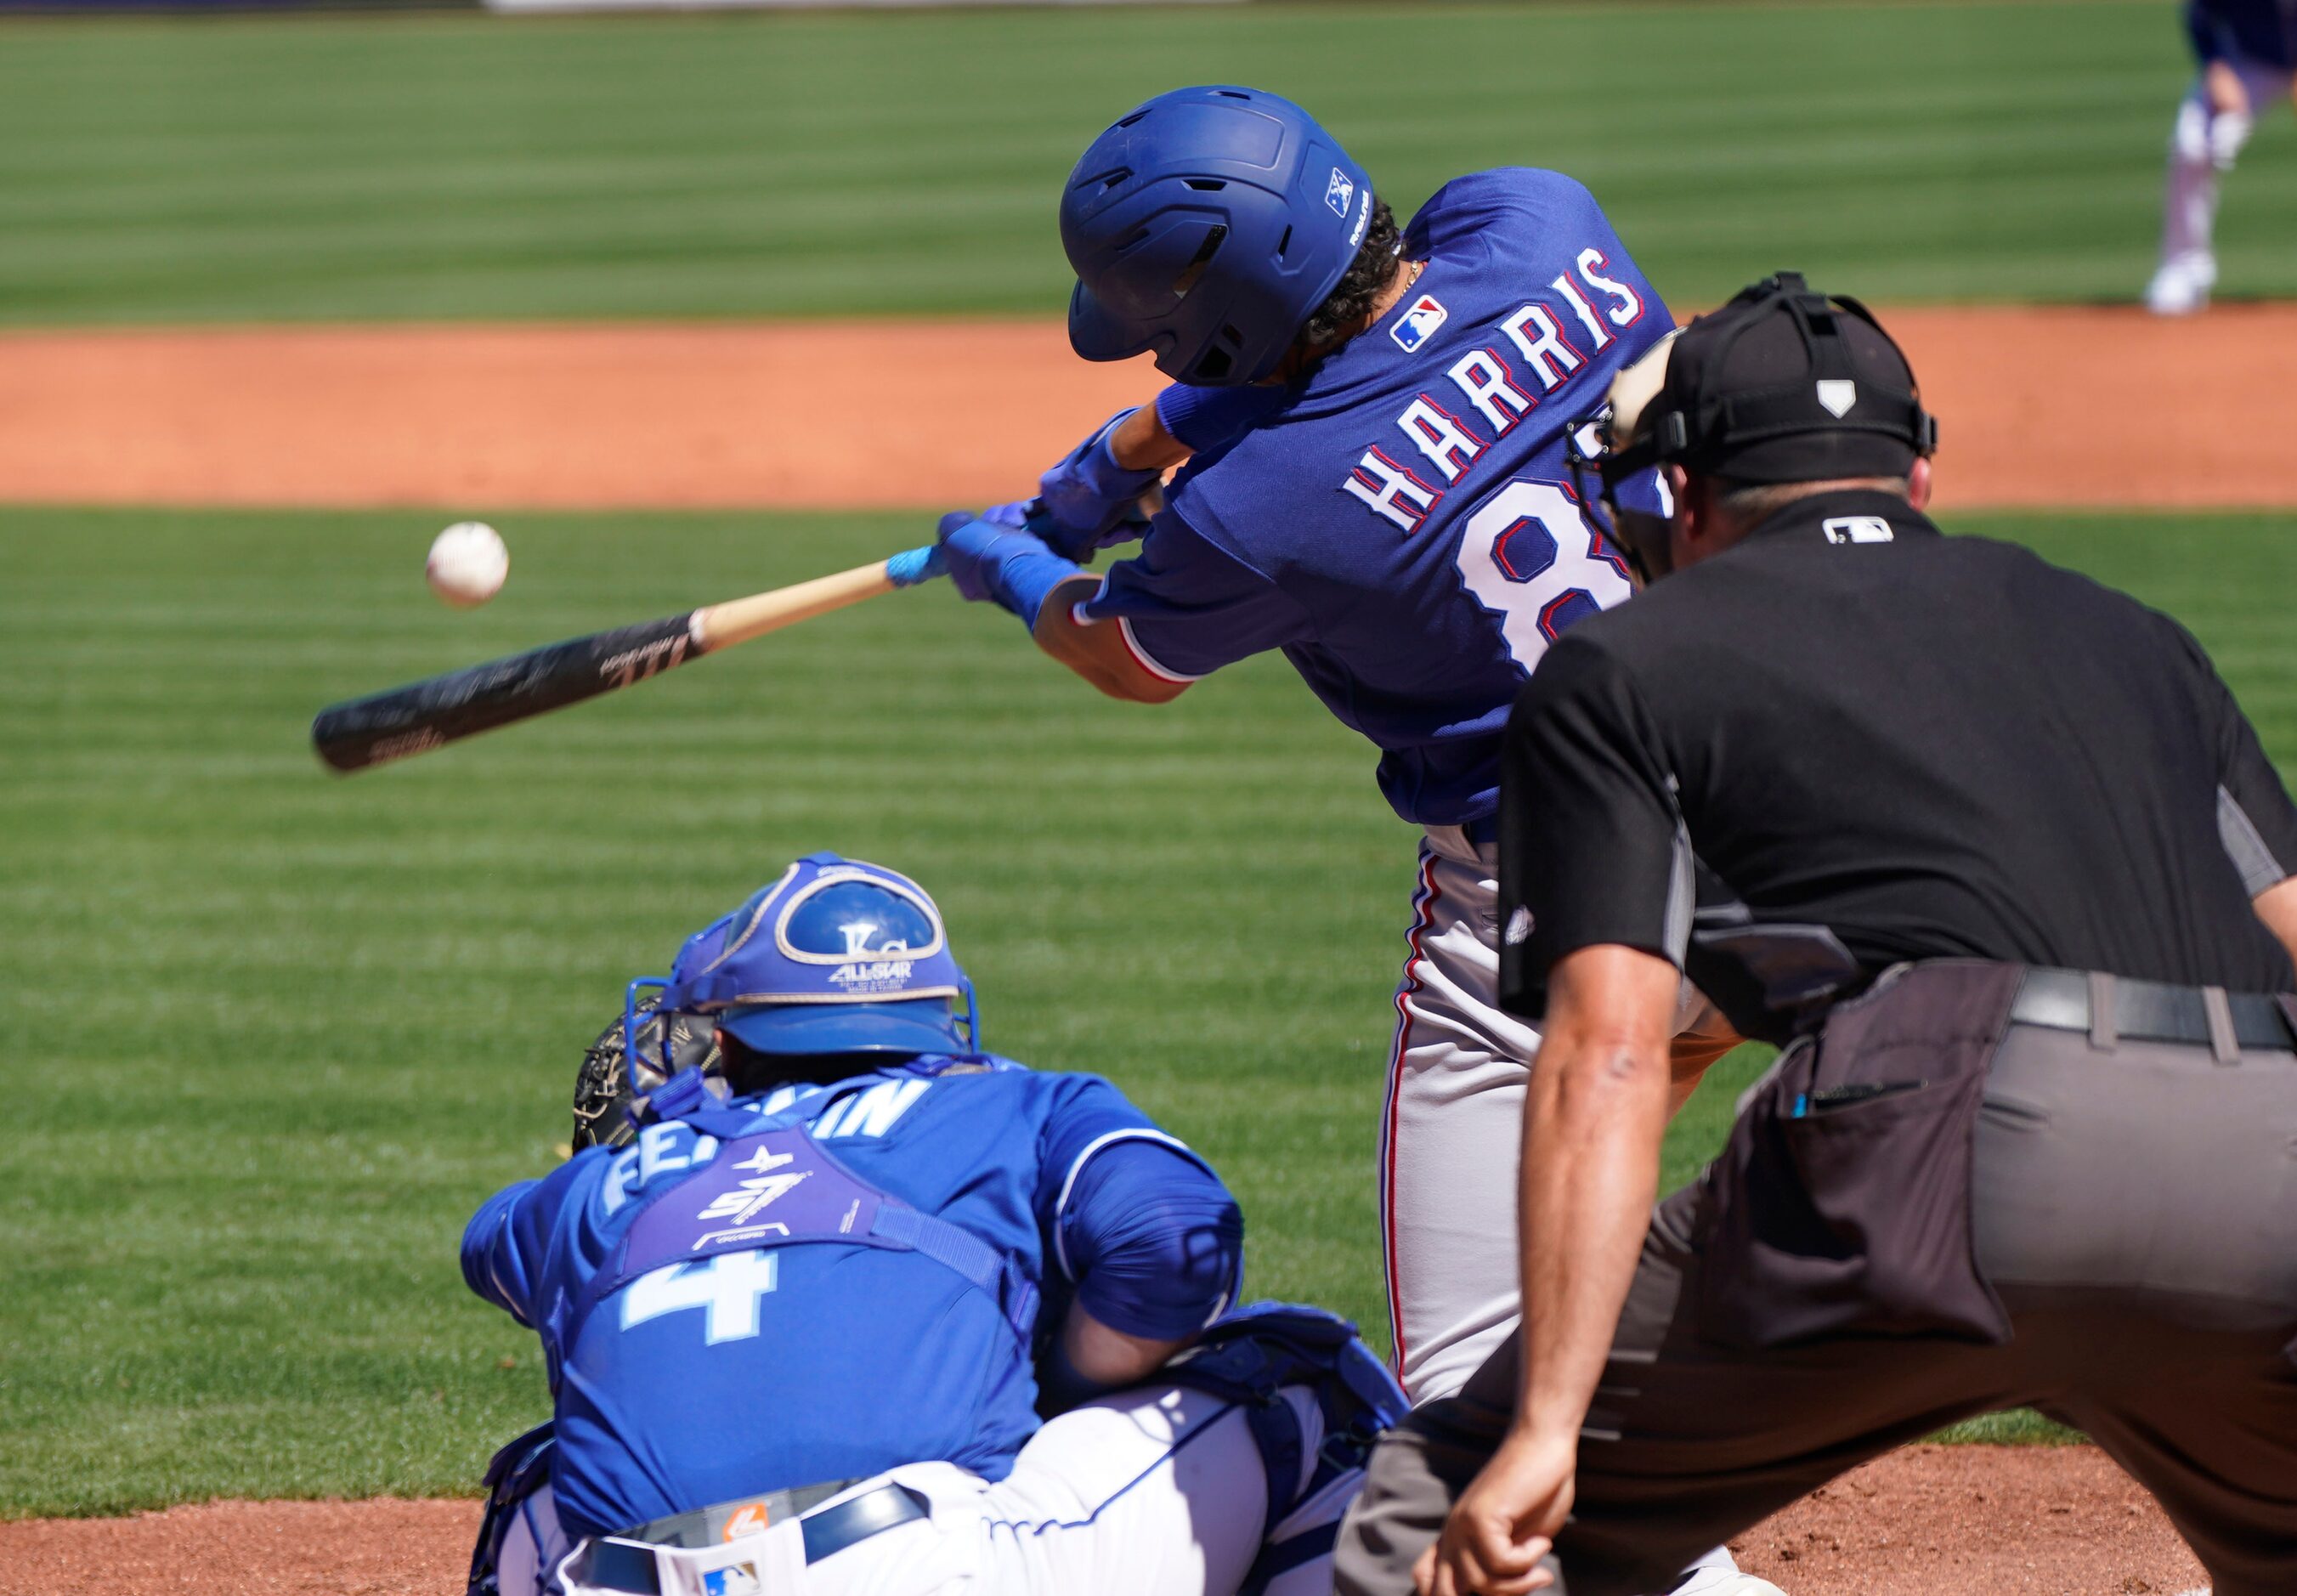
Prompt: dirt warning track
<box><xmin>0</xmin><ymin>306</ymin><xmax>2291</xmax><ymax>512</ymax></box>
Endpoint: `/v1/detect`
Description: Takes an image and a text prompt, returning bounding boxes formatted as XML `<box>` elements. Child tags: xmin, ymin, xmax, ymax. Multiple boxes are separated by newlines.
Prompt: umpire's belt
<box><xmin>2011</xmin><ymin>966</ymin><xmax>2297</xmax><ymax>1052</ymax></box>
<box><xmin>583</xmin><ymin>1481</ymin><xmax>929</xmax><ymax>1591</ymax></box>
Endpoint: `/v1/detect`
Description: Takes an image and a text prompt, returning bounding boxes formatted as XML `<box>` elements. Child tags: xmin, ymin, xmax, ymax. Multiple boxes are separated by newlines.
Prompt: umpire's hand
<box><xmin>1416</xmin><ymin>1428</ymin><xmax>1573</xmax><ymax>1595</ymax></box>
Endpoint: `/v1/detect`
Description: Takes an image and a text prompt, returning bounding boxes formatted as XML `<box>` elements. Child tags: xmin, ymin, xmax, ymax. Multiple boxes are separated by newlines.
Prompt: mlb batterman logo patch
<box><xmin>1326</xmin><ymin>167</ymin><xmax>1356</xmax><ymax>218</ymax></box>
<box><xmin>1391</xmin><ymin>293</ymin><xmax>1448</xmax><ymax>353</ymax></box>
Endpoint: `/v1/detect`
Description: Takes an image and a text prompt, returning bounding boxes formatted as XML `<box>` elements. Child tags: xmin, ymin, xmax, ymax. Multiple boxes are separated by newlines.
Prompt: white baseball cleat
<box><xmin>2145</xmin><ymin>255</ymin><xmax>2216</xmax><ymax>317</ymax></box>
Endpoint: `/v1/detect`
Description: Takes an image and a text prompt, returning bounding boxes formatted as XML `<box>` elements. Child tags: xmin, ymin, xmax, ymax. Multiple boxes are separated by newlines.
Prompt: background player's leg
<box><xmin>2238</xmin><ymin>59</ymin><xmax>2294</xmax><ymax>127</ymax></box>
<box><xmin>1379</xmin><ymin>835</ymin><xmax>1540</xmax><ymax>1406</ymax></box>
<box><xmin>2149</xmin><ymin>59</ymin><xmax>2289</xmax><ymax>314</ymax></box>
<box><xmin>2150</xmin><ymin>75</ymin><xmax>2229</xmax><ymax>314</ymax></box>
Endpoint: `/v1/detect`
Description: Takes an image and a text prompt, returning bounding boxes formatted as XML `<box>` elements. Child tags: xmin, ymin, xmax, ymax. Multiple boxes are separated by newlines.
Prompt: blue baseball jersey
<box><xmin>1081</xmin><ymin>168</ymin><xmax>1672</xmax><ymax>828</ymax></box>
<box><xmin>461</xmin><ymin>1056</ymin><xmax>1225</xmax><ymax>1541</ymax></box>
<box><xmin>2187</xmin><ymin>0</ymin><xmax>2297</xmax><ymax>69</ymax></box>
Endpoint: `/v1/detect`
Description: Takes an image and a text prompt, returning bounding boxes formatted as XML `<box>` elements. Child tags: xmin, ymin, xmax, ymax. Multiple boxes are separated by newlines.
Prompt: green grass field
<box><xmin>5</xmin><ymin>0</ymin><xmax>2297</xmax><ymax>325</ymax></box>
<box><xmin>4</xmin><ymin>505</ymin><xmax>2292</xmax><ymax>1514</ymax></box>
<box><xmin>6</xmin><ymin>0</ymin><xmax>2296</xmax><ymax>1523</ymax></box>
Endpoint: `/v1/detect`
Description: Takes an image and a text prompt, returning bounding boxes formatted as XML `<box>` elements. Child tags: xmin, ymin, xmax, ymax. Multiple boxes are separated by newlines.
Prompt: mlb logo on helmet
<box><xmin>1391</xmin><ymin>293</ymin><xmax>1448</xmax><ymax>354</ymax></box>
<box><xmin>1326</xmin><ymin>167</ymin><xmax>1355</xmax><ymax>218</ymax></box>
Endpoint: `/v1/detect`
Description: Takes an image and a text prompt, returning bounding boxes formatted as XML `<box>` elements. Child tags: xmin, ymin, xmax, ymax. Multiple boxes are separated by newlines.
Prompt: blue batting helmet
<box><xmin>1061</xmin><ymin>85</ymin><xmax>1375</xmax><ymax>388</ymax></box>
<box><xmin>639</xmin><ymin>854</ymin><xmax>978</xmax><ymax>1063</ymax></box>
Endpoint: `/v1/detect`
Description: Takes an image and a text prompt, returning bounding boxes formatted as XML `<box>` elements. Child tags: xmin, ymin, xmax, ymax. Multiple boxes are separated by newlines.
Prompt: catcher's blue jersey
<box><xmin>461</xmin><ymin>1057</ymin><xmax>1219</xmax><ymax>1541</ymax></box>
<box><xmin>1081</xmin><ymin>168</ymin><xmax>1672</xmax><ymax>828</ymax></box>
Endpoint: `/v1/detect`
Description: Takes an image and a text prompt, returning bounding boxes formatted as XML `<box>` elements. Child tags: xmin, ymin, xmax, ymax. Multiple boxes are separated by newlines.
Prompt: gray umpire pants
<box><xmin>1333</xmin><ymin>964</ymin><xmax>2297</xmax><ymax>1596</ymax></box>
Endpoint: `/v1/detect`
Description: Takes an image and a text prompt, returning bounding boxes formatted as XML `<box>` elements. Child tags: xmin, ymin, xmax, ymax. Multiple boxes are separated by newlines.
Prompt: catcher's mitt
<box><xmin>571</xmin><ymin>999</ymin><xmax>722</xmax><ymax>1152</ymax></box>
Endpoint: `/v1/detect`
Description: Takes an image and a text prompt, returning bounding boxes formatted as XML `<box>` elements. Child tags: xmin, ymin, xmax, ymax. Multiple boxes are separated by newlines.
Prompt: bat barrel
<box><xmin>312</xmin><ymin>611</ymin><xmax>701</xmax><ymax>773</ymax></box>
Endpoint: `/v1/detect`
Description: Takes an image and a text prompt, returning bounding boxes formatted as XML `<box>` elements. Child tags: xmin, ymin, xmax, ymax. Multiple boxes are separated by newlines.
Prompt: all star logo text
<box><xmin>828</xmin><ymin>959</ymin><xmax>914</xmax><ymax>993</ymax></box>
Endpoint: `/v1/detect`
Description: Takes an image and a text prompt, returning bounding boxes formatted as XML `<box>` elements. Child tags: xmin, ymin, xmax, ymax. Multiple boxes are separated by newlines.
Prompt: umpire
<box><xmin>1333</xmin><ymin>273</ymin><xmax>2297</xmax><ymax>1596</ymax></box>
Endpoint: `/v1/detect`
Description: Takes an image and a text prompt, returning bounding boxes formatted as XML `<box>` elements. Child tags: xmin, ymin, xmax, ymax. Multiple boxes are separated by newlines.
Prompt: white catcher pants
<box><xmin>501</xmin><ymin>1384</ymin><xmax>1349</xmax><ymax>1596</ymax></box>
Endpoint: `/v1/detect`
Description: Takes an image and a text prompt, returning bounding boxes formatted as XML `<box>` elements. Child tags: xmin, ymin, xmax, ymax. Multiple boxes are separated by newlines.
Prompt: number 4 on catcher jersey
<box><xmin>621</xmin><ymin>1251</ymin><xmax>781</xmax><ymax>1344</ymax></box>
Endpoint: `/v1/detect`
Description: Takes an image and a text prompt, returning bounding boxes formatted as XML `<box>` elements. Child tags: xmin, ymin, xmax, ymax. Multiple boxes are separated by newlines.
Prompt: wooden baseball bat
<box><xmin>312</xmin><ymin>557</ymin><xmax>899</xmax><ymax>774</ymax></box>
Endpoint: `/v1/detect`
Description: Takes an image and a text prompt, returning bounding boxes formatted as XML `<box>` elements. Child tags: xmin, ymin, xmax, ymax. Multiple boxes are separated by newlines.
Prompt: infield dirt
<box><xmin>1</xmin><ymin>306</ymin><xmax>2293</xmax><ymax>512</ymax></box>
<box><xmin>0</xmin><ymin>1447</ymin><xmax>2209</xmax><ymax>1595</ymax></box>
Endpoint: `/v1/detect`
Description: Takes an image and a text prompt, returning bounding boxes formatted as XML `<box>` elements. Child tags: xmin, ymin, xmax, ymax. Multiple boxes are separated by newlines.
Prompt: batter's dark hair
<box><xmin>1288</xmin><ymin>198</ymin><xmax>1401</xmax><ymax>362</ymax></box>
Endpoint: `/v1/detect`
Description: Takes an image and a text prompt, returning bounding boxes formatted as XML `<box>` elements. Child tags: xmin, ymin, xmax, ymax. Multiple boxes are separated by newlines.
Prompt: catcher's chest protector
<box><xmin>566</xmin><ymin>1107</ymin><xmax>1038</xmax><ymax>1355</ymax></box>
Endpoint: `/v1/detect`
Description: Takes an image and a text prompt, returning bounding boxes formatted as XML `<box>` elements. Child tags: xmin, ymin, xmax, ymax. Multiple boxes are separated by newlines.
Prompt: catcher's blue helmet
<box><xmin>1061</xmin><ymin>85</ymin><xmax>1375</xmax><ymax>388</ymax></box>
<box><xmin>639</xmin><ymin>854</ymin><xmax>977</xmax><ymax>1064</ymax></box>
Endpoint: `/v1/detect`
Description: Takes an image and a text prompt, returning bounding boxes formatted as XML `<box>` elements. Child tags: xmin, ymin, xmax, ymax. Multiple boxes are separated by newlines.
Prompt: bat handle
<box><xmin>692</xmin><ymin>557</ymin><xmax>903</xmax><ymax>653</ymax></box>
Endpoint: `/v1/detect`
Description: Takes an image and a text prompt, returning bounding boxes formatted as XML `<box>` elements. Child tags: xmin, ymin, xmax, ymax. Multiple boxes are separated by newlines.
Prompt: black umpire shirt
<box><xmin>1496</xmin><ymin>489</ymin><xmax>2297</xmax><ymax>1044</ymax></box>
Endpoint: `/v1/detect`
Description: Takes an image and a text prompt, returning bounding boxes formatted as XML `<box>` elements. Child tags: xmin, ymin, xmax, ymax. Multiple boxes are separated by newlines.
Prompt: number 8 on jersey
<box><xmin>1456</xmin><ymin>480</ymin><xmax>1636</xmax><ymax>668</ymax></box>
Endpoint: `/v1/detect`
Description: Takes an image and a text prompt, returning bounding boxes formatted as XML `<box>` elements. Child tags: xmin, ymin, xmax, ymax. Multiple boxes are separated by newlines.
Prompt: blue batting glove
<box><xmin>935</xmin><ymin>511</ymin><xmax>1085</xmax><ymax>625</ymax></box>
<box><xmin>1036</xmin><ymin>410</ymin><xmax>1161</xmax><ymax>560</ymax></box>
<box><xmin>935</xmin><ymin>511</ymin><xmax>998</xmax><ymax>605</ymax></box>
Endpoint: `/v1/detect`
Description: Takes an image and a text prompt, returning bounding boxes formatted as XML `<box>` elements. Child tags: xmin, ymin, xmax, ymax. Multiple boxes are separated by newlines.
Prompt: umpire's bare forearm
<box><xmin>1513</xmin><ymin>946</ymin><xmax>1679</xmax><ymax>1442</ymax></box>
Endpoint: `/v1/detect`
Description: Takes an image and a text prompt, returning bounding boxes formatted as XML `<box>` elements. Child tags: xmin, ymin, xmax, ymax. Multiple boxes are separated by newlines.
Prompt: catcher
<box><xmin>465</xmin><ymin>852</ymin><xmax>1406</xmax><ymax>1596</ymax></box>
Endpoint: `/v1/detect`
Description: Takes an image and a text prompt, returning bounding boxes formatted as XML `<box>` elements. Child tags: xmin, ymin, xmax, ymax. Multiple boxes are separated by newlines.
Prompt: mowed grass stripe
<box><xmin>4</xmin><ymin>3</ymin><xmax>2296</xmax><ymax>323</ymax></box>
<box><xmin>3</xmin><ymin>503</ymin><xmax>2291</xmax><ymax>1512</ymax></box>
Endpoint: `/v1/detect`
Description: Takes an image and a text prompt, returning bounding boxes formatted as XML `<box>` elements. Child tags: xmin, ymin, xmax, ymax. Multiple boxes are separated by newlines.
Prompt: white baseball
<box><xmin>426</xmin><ymin>521</ymin><xmax>509</xmax><ymax>608</ymax></box>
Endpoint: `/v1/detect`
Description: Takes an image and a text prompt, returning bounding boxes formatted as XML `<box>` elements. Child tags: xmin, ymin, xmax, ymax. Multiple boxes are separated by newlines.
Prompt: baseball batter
<box><xmin>2147</xmin><ymin>0</ymin><xmax>2297</xmax><ymax>314</ymax></box>
<box><xmin>933</xmin><ymin>88</ymin><xmax>1737</xmax><ymax>1412</ymax></box>
<box><xmin>462</xmin><ymin>853</ymin><xmax>1405</xmax><ymax>1596</ymax></box>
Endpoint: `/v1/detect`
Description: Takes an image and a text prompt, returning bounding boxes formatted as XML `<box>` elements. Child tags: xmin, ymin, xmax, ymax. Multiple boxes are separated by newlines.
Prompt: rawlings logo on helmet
<box><xmin>827</xmin><ymin>959</ymin><xmax>917</xmax><ymax>993</ymax></box>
